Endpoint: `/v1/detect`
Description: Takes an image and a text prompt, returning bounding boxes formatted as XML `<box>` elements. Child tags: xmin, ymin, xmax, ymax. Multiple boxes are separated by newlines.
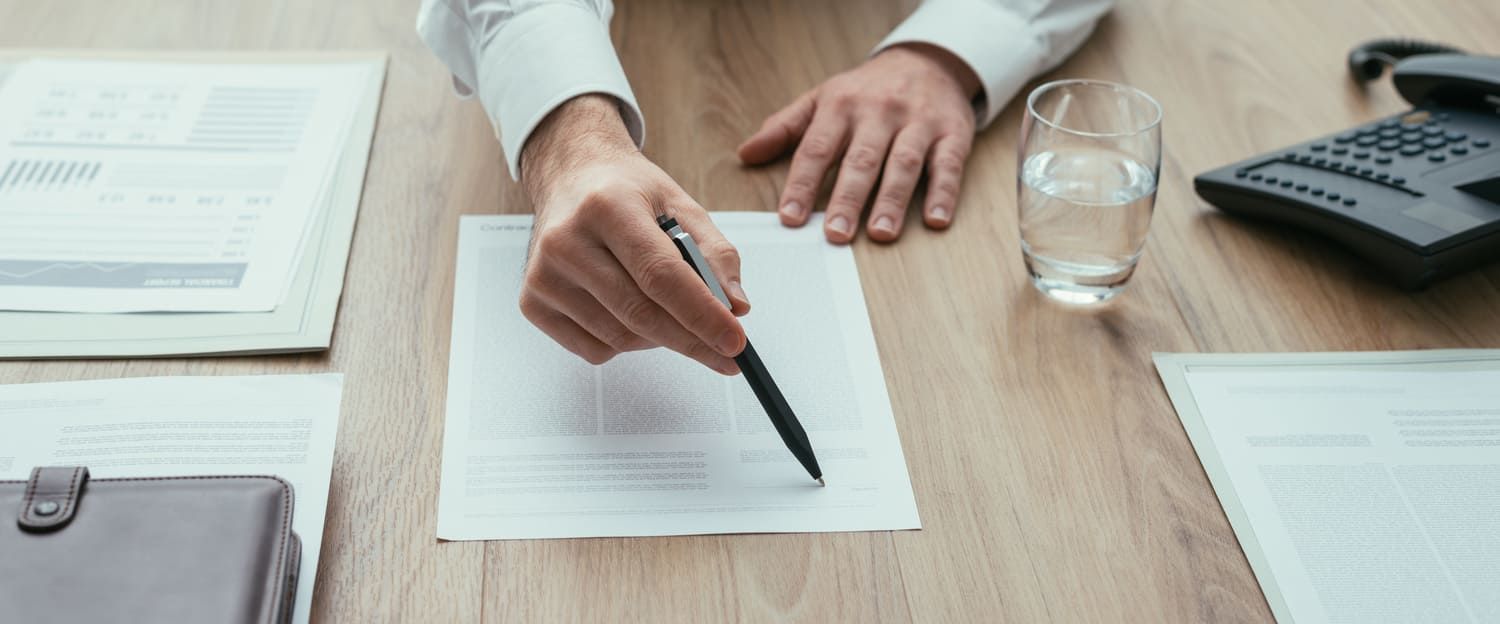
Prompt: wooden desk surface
<box><xmin>1</xmin><ymin>0</ymin><xmax>1496</xmax><ymax>621</ymax></box>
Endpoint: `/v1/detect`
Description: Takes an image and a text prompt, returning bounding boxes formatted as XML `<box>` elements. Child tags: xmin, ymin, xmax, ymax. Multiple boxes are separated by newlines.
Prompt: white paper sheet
<box><xmin>438</xmin><ymin>213</ymin><xmax>921</xmax><ymax>540</ymax></box>
<box><xmin>0</xmin><ymin>59</ymin><xmax>372</xmax><ymax>312</ymax></box>
<box><xmin>0</xmin><ymin>374</ymin><xmax>344</xmax><ymax>624</ymax></box>
<box><xmin>0</xmin><ymin>53</ymin><xmax>388</xmax><ymax>358</ymax></box>
<box><xmin>1154</xmin><ymin>351</ymin><xmax>1500</xmax><ymax>624</ymax></box>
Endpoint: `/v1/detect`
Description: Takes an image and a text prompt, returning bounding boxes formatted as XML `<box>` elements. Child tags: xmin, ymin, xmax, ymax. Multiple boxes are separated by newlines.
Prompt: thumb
<box><xmin>737</xmin><ymin>91</ymin><xmax>815</xmax><ymax>166</ymax></box>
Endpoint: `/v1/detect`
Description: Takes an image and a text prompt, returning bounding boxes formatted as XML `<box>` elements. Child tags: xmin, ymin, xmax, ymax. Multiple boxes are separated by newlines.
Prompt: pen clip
<box><xmin>657</xmin><ymin>215</ymin><xmax>732</xmax><ymax>309</ymax></box>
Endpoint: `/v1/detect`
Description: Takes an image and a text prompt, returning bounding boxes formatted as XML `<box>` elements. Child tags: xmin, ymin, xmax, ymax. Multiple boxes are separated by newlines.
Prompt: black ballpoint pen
<box><xmin>656</xmin><ymin>214</ymin><xmax>824</xmax><ymax>486</ymax></box>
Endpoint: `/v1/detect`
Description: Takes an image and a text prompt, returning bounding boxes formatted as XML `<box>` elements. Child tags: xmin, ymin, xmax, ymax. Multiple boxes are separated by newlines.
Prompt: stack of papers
<box><xmin>0</xmin><ymin>53</ymin><xmax>386</xmax><ymax>357</ymax></box>
<box><xmin>438</xmin><ymin>214</ymin><xmax>921</xmax><ymax>540</ymax></box>
<box><xmin>0</xmin><ymin>374</ymin><xmax>344</xmax><ymax>624</ymax></box>
<box><xmin>1155</xmin><ymin>350</ymin><xmax>1500</xmax><ymax>624</ymax></box>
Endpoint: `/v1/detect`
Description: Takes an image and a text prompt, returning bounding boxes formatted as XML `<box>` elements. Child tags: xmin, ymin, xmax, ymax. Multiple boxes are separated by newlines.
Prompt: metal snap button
<box><xmin>32</xmin><ymin>501</ymin><xmax>60</xmax><ymax>516</ymax></box>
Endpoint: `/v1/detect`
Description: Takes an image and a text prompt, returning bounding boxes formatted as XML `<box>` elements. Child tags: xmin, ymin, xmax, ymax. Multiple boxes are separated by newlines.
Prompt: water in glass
<box><xmin>1019</xmin><ymin>147</ymin><xmax>1157</xmax><ymax>304</ymax></box>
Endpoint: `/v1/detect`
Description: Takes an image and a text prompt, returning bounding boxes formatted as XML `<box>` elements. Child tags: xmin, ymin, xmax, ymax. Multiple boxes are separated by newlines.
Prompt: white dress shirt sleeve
<box><xmin>874</xmin><ymin>0</ymin><xmax>1115</xmax><ymax>128</ymax></box>
<box><xmin>417</xmin><ymin>0</ymin><xmax>644</xmax><ymax>179</ymax></box>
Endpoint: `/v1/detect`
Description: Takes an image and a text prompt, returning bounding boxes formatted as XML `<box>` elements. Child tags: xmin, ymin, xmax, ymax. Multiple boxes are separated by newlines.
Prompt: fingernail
<box><xmin>780</xmin><ymin>201</ymin><xmax>805</xmax><ymax>220</ymax></box>
<box><xmin>929</xmin><ymin>206</ymin><xmax>950</xmax><ymax>224</ymax></box>
<box><xmin>828</xmin><ymin>215</ymin><xmax>852</xmax><ymax>237</ymax></box>
<box><xmin>716</xmin><ymin>328</ymin><xmax>744</xmax><ymax>356</ymax></box>
<box><xmin>871</xmin><ymin>215</ymin><xmax>895</xmax><ymax>235</ymax></box>
<box><xmin>716</xmin><ymin>359</ymin><xmax>740</xmax><ymax>376</ymax></box>
<box><xmin>727</xmin><ymin>279</ymin><xmax>749</xmax><ymax>308</ymax></box>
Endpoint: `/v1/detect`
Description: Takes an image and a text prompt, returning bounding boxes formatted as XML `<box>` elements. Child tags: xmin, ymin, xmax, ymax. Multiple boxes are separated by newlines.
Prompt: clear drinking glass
<box><xmin>1017</xmin><ymin>79</ymin><xmax>1162</xmax><ymax>305</ymax></box>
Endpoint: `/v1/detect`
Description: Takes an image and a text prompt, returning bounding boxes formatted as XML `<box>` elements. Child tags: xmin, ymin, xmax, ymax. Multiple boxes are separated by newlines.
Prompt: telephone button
<box><xmin>1331</xmin><ymin>147</ymin><xmax>1348</xmax><ymax>156</ymax></box>
<box><xmin>1326</xmin><ymin>192</ymin><xmax>1342</xmax><ymax>201</ymax></box>
<box><xmin>1422</xmin><ymin>137</ymin><xmax>1446</xmax><ymax>149</ymax></box>
<box><xmin>1445</xmin><ymin>131</ymin><xmax>1466</xmax><ymax>142</ymax></box>
<box><xmin>1428</xmin><ymin>153</ymin><xmax>1446</xmax><ymax>163</ymax></box>
<box><xmin>1392</xmin><ymin>177</ymin><xmax>1406</xmax><ymax>184</ymax></box>
<box><xmin>1399</xmin><ymin>145</ymin><xmax>1425</xmax><ymax>156</ymax></box>
<box><xmin>1374</xmin><ymin>155</ymin><xmax>1393</xmax><ymax>164</ymax></box>
<box><xmin>1377</xmin><ymin>140</ymin><xmax>1400</xmax><ymax>151</ymax></box>
<box><xmin>1379</xmin><ymin>119</ymin><xmax>1399</xmax><ymax>129</ymax></box>
<box><xmin>1343</xmin><ymin>164</ymin><xmax>1360</xmax><ymax>173</ymax></box>
<box><xmin>1450</xmin><ymin>146</ymin><xmax>1468</xmax><ymax>156</ymax></box>
<box><xmin>1295</xmin><ymin>184</ymin><xmax>1309</xmax><ymax>192</ymax></box>
<box><xmin>1264</xmin><ymin>175</ymin><xmax>1279</xmax><ymax>184</ymax></box>
<box><xmin>1353</xmin><ymin>151</ymin><xmax>1370</xmax><ymax>160</ymax></box>
<box><xmin>1375</xmin><ymin>173</ymin><xmax>1389</xmax><ymax>181</ymax></box>
<box><xmin>1379</xmin><ymin>127</ymin><xmax>1401</xmax><ymax>138</ymax></box>
<box><xmin>1475</xmin><ymin>138</ymin><xmax>1491</xmax><ymax>148</ymax></box>
<box><xmin>1359</xmin><ymin>168</ymin><xmax>1373</xmax><ymax>176</ymax></box>
<box><xmin>1335</xmin><ymin>133</ymin><xmax>1357</xmax><ymax>144</ymax></box>
<box><xmin>1310</xmin><ymin>188</ymin><xmax>1325</xmax><ymax>196</ymax></box>
<box><xmin>1235</xmin><ymin>170</ymin><xmax>1248</xmax><ymax>178</ymax></box>
<box><xmin>1250</xmin><ymin>173</ymin><xmax>1263</xmax><ymax>181</ymax></box>
<box><xmin>1355</xmin><ymin>135</ymin><xmax>1379</xmax><ymax>147</ymax></box>
<box><xmin>1422</xmin><ymin>126</ymin><xmax>1443</xmax><ymax>136</ymax></box>
<box><xmin>1342</xmin><ymin>197</ymin><xmax>1357</xmax><ymax>206</ymax></box>
<box><xmin>1310</xmin><ymin>143</ymin><xmax>1328</xmax><ymax>152</ymax></box>
<box><xmin>1279</xmin><ymin>180</ymin><xmax>1293</xmax><ymax>188</ymax></box>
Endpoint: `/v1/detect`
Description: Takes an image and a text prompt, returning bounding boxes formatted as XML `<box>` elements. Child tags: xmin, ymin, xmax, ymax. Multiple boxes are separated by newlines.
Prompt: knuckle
<box><xmin>576</xmin><ymin>191</ymin><xmax>613</xmax><ymax>219</ymax></box>
<box><xmin>600</xmin><ymin>325</ymin><xmax>641</xmax><ymax>352</ymax></box>
<box><xmin>876</xmin><ymin>185</ymin><xmax>913</xmax><ymax>207</ymax></box>
<box><xmin>618</xmin><ymin>295</ymin><xmax>661</xmax><ymax>333</ymax></box>
<box><xmin>826</xmin><ymin>90</ymin><xmax>855</xmax><ymax>110</ymax></box>
<box><xmin>634</xmin><ymin>254</ymin><xmax>681</xmax><ymax>300</ymax></box>
<box><xmin>703</xmin><ymin>239</ymin><xmax>741</xmax><ymax>269</ymax></box>
<box><xmin>683</xmin><ymin>340</ymin><xmax>720</xmax><ymax>364</ymax></box>
<box><xmin>798</xmin><ymin>135</ymin><xmax>838</xmax><ymax>160</ymax></box>
<box><xmin>530</xmin><ymin>227</ymin><xmax>579</xmax><ymax>266</ymax></box>
<box><xmin>931</xmin><ymin>179</ymin><xmax>961</xmax><ymax>199</ymax></box>
<box><xmin>523</xmin><ymin>262</ymin><xmax>566</xmax><ymax>296</ymax></box>
<box><xmin>517</xmin><ymin>291</ymin><xmax>545</xmax><ymax>320</ymax></box>
<box><xmin>875</xmin><ymin>92</ymin><xmax>906</xmax><ymax>112</ymax></box>
<box><xmin>784</xmin><ymin>177</ymin><xmax>819</xmax><ymax>196</ymax></box>
<box><xmin>845</xmin><ymin>146</ymin><xmax>882</xmax><ymax>173</ymax></box>
<box><xmin>889</xmin><ymin>148</ymin><xmax>924</xmax><ymax>172</ymax></box>
<box><xmin>933</xmin><ymin>153</ymin><xmax>966</xmax><ymax>174</ymax></box>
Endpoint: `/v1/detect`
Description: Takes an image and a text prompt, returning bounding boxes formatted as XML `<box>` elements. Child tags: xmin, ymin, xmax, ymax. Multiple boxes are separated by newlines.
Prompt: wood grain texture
<box><xmin>0</xmin><ymin>0</ymin><xmax>1495</xmax><ymax>622</ymax></box>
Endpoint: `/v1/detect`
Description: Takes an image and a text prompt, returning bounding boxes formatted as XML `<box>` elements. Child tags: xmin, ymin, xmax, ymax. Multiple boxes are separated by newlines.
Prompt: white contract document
<box><xmin>1154</xmin><ymin>351</ymin><xmax>1500</xmax><ymax>624</ymax></box>
<box><xmin>0</xmin><ymin>59</ymin><xmax>372</xmax><ymax>312</ymax></box>
<box><xmin>0</xmin><ymin>374</ymin><xmax>344</xmax><ymax>624</ymax></box>
<box><xmin>438</xmin><ymin>213</ymin><xmax>921</xmax><ymax>540</ymax></box>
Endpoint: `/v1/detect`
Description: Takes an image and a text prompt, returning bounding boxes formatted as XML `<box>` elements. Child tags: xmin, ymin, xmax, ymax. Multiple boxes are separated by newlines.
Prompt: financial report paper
<box><xmin>0</xmin><ymin>59</ymin><xmax>372</xmax><ymax>312</ymax></box>
<box><xmin>0</xmin><ymin>374</ymin><xmax>344</xmax><ymax>624</ymax></box>
<box><xmin>1155</xmin><ymin>351</ymin><xmax>1500</xmax><ymax>624</ymax></box>
<box><xmin>438</xmin><ymin>213</ymin><xmax>921</xmax><ymax>540</ymax></box>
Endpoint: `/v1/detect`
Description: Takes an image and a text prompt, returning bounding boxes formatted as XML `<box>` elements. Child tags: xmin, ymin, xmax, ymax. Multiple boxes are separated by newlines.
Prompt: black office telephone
<box><xmin>1194</xmin><ymin>42</ymin><xmax>1500</xmax><ymax>289</ymax></box>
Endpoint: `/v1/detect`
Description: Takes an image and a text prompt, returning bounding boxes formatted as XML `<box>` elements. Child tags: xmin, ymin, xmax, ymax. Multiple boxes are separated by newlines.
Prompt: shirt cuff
<box><xmin>474</xmin><ymin>3</ymin><xmax>644</xmax><ymax>180</ymax></box>
<box><xmin>873</xmin><ymin>0</ymin><xmax>1048</xmax><ymax>129</ymax></box>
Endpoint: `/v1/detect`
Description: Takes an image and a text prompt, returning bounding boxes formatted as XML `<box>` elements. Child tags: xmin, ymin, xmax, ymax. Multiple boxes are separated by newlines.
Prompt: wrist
<box><xmin>883</xmin><ymin>43</ymin><xmax>982</xmax><ymax>99</ymax></box>
<box><xmin>521</xmin><ymin>94</ymin><xmax>638</xmax><ymax>203</ymax></box>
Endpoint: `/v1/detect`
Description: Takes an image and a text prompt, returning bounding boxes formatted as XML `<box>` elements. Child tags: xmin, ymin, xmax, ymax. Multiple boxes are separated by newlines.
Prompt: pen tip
<box><xmin>816</xmin><ymin>477</ymin><xmax>825</xmax><ymax>487</ymax></box>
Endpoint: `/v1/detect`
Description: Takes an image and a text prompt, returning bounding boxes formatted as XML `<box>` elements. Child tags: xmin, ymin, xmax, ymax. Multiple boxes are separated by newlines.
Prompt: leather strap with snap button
<box><xmin>18</xmin><ymin>466</ymin><xmax>89</xmax><ymax>532</ymax></box>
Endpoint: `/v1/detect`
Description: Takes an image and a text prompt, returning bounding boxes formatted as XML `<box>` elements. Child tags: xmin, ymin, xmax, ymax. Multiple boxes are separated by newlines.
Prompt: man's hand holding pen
<box><xmin>519</xmin><ymin>94</ymin><xmax>750</xmax><ymax>375</ymax></box>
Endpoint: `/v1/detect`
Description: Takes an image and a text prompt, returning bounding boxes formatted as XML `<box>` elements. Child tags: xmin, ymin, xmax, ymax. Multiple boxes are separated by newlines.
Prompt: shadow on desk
<box><xmin>1193</xmin><ymin>210</ymin><xmax>1500</xmax><ymax>345</ymax></box>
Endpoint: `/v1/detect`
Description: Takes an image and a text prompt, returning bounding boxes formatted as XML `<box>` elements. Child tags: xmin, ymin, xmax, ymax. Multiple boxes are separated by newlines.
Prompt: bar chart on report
<box><xmin>0</xmin><ymin>59</ymin><xmax>372</xmax><ymax>312</ymax></box>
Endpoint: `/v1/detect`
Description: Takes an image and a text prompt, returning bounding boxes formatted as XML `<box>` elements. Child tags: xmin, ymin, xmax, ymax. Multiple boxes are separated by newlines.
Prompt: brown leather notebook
<box><xmin>1</xmin><ymin>466</ymin><xmax>301</xmax><ymax>624</ymax></box>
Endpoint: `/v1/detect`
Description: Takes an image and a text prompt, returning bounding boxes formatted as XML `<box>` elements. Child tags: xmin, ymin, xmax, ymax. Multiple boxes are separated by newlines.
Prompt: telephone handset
<box><xmin>1194</xmin><ymin>42</ymin><xmax>1500</xmax><ymax>289</ymax></box>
